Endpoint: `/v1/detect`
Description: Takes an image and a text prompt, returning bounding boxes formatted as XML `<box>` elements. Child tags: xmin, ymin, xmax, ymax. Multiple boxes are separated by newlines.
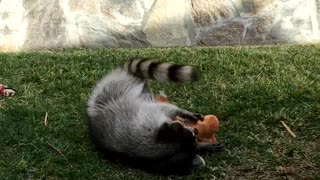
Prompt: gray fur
<box><xmin>87</xmin><ymin>59</ymin><xmax>205</xmax><ymax>173</ymax></box>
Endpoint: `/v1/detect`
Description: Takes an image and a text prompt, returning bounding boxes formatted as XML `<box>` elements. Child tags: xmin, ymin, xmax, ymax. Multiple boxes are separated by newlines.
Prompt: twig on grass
<box><xmin>44</xmin><ymin>112</ymin><xmax>48</xmax><ymax>126</ymax></box>
<box><xmin>281</xmin><ymin>121</ymin><xmax>296</xmax><ymax>138</ymax></box>
<box><xmin>47</xmin><ymin>143</ymin><xmax>73</xmax><ymax>168</ymax></box>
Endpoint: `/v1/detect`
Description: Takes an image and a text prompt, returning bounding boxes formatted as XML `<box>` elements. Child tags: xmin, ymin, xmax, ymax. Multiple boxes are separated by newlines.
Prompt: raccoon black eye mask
<box><xmin>86</xmin><ymin>58</ymin><xmax>224</xmax><ymax>175</ymax></box>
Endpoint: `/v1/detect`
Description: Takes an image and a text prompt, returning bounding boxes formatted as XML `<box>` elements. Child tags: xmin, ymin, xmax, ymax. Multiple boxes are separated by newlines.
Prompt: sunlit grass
<box><xmin>0</xmin><ymin>45</ymin><xmax>319</xmax><ymax>179</ymax></box>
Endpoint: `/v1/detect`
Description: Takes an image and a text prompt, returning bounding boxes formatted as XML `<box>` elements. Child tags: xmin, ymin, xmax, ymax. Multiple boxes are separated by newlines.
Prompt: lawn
<box><xmin>0</xmin><ymin>45</ymin><xmax>319</xmax><ymax>179</ymax></box>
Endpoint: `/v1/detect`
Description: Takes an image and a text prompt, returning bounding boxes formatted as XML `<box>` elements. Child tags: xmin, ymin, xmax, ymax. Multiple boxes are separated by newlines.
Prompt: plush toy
<box><xmin>155</xmin><ymin>95</ymin><xmax>220</xmax><ymax>144</ymax></box>
<box><xmin>180</xmin><ymin>115</ymin><xmax>219</xmax><ymax>144</ymax></box>
<box><xmin>0</xmin><ymin>83</ymin><xmax>16</xmax><ymax>97</ymax></box>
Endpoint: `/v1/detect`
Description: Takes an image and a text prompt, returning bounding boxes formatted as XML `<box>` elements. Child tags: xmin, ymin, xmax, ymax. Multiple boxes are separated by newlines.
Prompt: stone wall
<box><xmin>1</xmin><ymin>0</ymin><xmax>320</xmax><ymax>52</ymax></box>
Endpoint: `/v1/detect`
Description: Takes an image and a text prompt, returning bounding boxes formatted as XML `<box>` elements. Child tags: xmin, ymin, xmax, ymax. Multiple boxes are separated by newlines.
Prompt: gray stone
<box><xmin>242</xmin><ymin>16</ymin><xmax>274</xmax><ymax>45</ymax></box>
<box><xmin>196</xmin><ymin>0</ymin><xmax>320</xmax><ymax>46</ymax></box>
<box><xmin>0</xmin><ymin>0</ymin><xmax>320</xmax><ymax>52</ymax></box>
<box><xmin>268</xmin><ymin>0</ymin><xmax>320</xmax><ymax>43</ymax></box>
<box><xmin>198</xmin><ymin>21</ymin><xmax>245</xmax><ymax>46</ymax></box>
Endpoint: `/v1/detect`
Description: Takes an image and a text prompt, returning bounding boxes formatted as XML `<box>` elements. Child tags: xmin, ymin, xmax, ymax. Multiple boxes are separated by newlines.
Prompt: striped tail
<box><xmin>124</xmin><ymin>58</ymin><xmax>199</xmax><ymax>83</ymax></box>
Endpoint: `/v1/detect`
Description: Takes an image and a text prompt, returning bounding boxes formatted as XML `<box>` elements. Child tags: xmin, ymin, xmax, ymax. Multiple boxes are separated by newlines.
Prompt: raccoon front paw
<box><xmin>169</xmin><ymin>121</ymin><xmax>184</xmax><ymax>133</ymax></box>
<box><xmin>196</xmin><ymin>143</ymin><xmax>225</xmax><ymax>154</ymax></box>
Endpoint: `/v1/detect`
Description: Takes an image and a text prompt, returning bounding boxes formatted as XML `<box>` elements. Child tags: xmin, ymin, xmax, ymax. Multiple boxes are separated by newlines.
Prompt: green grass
<box><xmin>0</xmin><ymin>45</ymin><xmax>319</xmax><ymax>179</ymax></box>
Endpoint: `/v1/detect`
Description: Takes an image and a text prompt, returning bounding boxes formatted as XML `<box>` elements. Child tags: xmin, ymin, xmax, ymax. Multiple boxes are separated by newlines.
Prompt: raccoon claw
<box><xmin>196</xmin><ymin>143</ymin><xmax>225</xmax><ymax>154</ymax></box>
<box><xmin>180</xmin><ymin>113</ymin><xmax>204</xmax><ymax>122</ymax></box>
<box><xmin>209</xmin><ymin>143</ymin><xmax>225</xmax><ymax>152</ymax></box>
<box><xmin>192</xmin><ymin>154</ymin><xmax>205</xmax><ymax>168</ymax></box>
<box><xmin>193</xmin><ymin>113</ymin><xmax>204</xmax><ymax>121</ymax></box>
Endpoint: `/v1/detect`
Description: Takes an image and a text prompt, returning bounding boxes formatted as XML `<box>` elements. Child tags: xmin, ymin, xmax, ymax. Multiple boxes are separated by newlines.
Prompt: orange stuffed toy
<box><xmin>181</xmin><ymin>115</ymin><xmax>219</xmax><ymax>144</ymax></box>
<box><xmin>156</xmin><ymin>95</ymin><xmax>220</xmax><ymax>144</ymax></box>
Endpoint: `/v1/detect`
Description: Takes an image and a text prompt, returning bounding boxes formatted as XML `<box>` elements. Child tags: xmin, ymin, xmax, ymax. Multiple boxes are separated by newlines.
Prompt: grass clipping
<box><xmin>281</xmin><ymin>121</ymin><xmax>296</xmax><ymax>138</ymax></box>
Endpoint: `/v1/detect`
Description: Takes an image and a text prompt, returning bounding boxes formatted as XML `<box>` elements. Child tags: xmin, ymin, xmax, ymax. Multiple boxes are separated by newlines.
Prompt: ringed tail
<box><xmin>124</xmin><ymin>58</ymin><xmax>199</xmax><ymax>83</ymax></box>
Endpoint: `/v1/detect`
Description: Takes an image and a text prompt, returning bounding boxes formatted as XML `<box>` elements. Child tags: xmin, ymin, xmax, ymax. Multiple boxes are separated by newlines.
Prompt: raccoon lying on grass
<box><xmin>86</xmin><ymin>58</ymin><xmax>224</xmax><ymax>175</ymax></box>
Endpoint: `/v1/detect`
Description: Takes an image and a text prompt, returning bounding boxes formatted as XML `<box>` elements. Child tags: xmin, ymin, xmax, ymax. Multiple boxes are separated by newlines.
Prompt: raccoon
<box><xmin>86</xmin><ymin>58</ymin><xmax>224</xmax><ymax>175</ymax></box>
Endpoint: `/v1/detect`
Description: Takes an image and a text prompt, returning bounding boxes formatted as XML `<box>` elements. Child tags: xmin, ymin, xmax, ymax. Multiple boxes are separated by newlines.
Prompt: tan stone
<box><xmin>317</xmin><ymin>0</ymin><xmax>320</xmax><ymax>31</ymax></box>
<box><xmin>22</xmin><ymin>0</ymin><xmax>66</xmax><ymax>50</ymax></box>
<box><xmin>1</xmin><ymin>0</ymin><xmax>320</xmax><ymax>52</ymax></box>
<box><xmin>99</xmin><ymin>0</ymin><xmax>150</xmax><ymax>25</ymax></box>
<box><xmin>73</xmin><ymin>0</ymin><xmax>151</xmax><ymax>48</ymax></box>
<box><xmin>0</xmin><ymin>0</ymin><xmax>27</xmax><ymax>51</ymax></box>
<box><xmin>143</xmin><ymin>0</ymin><xmax>196</xmax><ymax>47</ymax></box>
<box><xmin>0</xmin><ymin>35</ymin><xmax>19</xmax><ymax>52</ymax></box>
<box><xmin>22</xmin><ymin>0</ymin><xmax>39</xmax><ymax>9</ymax></box>
<box><xmin>69</xmin><ymin>0</ymin><xmax>100</xmax><ymax>14</ymax></box>
<box><xmin>238</xmin><ymin>0</ymin><xmax>279</xmax><ymax>17</ymax></box>
<box><xmin>191</xmin><ymin>0</ymin><xmax>236</xmax><ymax>26</ymax></box>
